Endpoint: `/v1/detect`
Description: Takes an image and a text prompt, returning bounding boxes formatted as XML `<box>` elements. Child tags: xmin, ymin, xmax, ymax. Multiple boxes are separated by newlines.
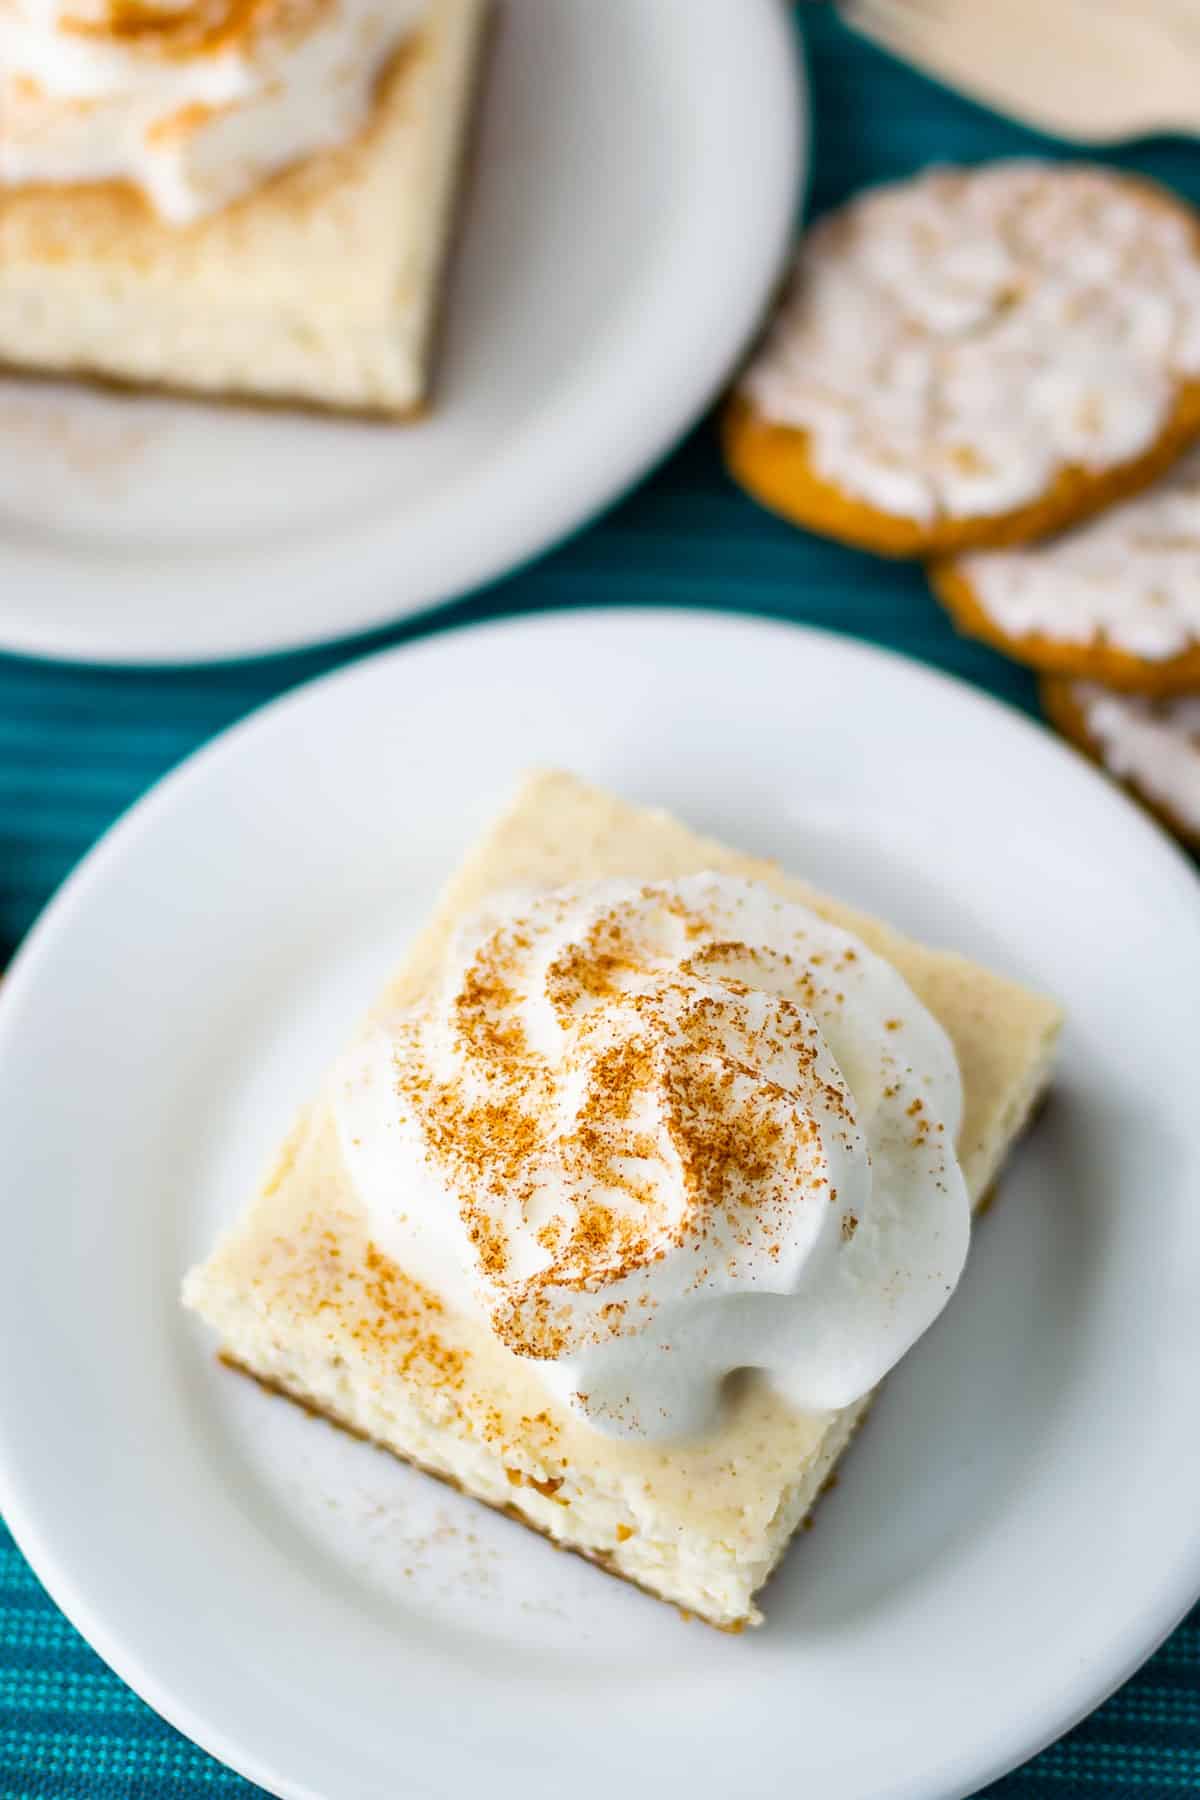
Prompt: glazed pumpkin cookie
<box><xmin>725</xmin><ymin>162</ymin><xmax>1200</xmax><ymax>558</ymax></box>
<box><xmin>931</xmin><ymin>443</ymin><xmax>1200</xmax><ymax>693</ymax></box>
<box><xmin>1043</xmin><ymin>677</ymin><xmax>1200</xmax><ymax>848</ymax></box>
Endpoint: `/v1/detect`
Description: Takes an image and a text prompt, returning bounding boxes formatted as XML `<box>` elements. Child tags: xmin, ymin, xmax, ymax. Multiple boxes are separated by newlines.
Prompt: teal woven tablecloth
<box><xmin>3</xmin><ymin>10</ymin><xmax>1200</xmax><ymax>1796</ymax></box>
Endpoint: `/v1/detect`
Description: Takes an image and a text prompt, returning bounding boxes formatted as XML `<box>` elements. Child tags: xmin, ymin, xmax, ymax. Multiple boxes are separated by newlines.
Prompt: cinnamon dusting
<box><xmin>379</xmin><ymin>883</ymin><xmax>868</xmax><ymax>1366</ymax></box>
<box><xmin>60</xmin><ymin>0</ymin><xmax>326</xmax><ymax>58</ymax></box>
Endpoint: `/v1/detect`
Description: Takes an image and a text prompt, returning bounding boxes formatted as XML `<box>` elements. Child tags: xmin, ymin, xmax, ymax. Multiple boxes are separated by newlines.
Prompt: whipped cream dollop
<box><xmin>742</xmin><ymin>162</ymin><xmax>1200</xmax><ymax>522</ymax></box>
<box><xmin>334</xmin><ymin>876</ymin><xmax>970</xmax><ymax>1442</ymax></box>
<box><xmin>0</xmin><ymin>0</ymin><xmax>424</xmax><ymax>224</ymax></box>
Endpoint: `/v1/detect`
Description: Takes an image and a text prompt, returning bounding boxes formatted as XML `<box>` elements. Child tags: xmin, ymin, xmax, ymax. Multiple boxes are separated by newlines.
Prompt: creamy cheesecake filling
<box><xmin>0</xmin><ymin>0</ymin><xmax>426</xmax><ymax>223</ymax></box>
<box><xmin>334</xmin><ymin>875</ymin><xmax>971</xmax><ymax>1443</ymax></box>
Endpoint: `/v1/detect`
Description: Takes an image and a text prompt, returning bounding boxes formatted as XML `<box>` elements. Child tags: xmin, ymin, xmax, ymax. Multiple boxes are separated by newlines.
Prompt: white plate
<box><xmin>0</xmin><ymin>2</ymin><xmax>801</xmax><ymax>668</ymax></box>
<box><xmin>2</xmin><ymin>609</ymin><xmax>1199</xmax><ymax>1800</ymax></box>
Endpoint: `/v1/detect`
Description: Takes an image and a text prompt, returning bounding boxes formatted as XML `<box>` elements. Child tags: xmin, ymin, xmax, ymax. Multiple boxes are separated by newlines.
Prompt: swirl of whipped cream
<box><xmin>334</xmin><ymin>875</ymin><xmax>970</xmax><ymax>1442</ymax></box>
<box><xmin>0</xmin><ymin>0</ymin><xmax>424</xmax><ymax>224</ymax></box>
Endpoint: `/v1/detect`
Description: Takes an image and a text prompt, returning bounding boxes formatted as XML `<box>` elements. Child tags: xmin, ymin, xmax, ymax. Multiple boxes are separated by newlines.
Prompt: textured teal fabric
<box><xmin>2</xmin><ymin>9</ymin><xmax>1199</xmax><ymax>1796</ymax></box>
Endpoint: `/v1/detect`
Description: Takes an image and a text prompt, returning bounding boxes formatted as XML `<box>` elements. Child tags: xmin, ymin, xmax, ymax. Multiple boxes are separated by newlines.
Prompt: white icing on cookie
<box><xmin>742</xmin><ymin>163</ymin><xmax>1200</xmax><ymax>523</ymax></box>
<box><xmin>957</xmin><ymin>442</ymin><xmax>1200</xmax><ymax>660</ymax></box>
<box><xmin>1075</xmin><ymin>683</ymin><xmax>1200</xmax><ymax>833</ymax></box>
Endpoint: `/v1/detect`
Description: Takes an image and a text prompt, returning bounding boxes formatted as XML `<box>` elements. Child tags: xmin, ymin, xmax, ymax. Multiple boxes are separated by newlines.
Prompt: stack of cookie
<box><xmin>724</xmin><ymin>161</ymin><xmax>1200</xmax><ymax>850</ymax></box>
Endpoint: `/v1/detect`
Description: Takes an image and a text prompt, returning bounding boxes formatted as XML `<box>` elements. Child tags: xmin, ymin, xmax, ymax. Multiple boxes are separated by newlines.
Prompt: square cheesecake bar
<box><xmin>184</xmin><ymin>770</ymin><xmax>1062</xmax><ymax>1629</ymax></box>
<box><xmin>0</xmin><ymin>0</ymin><xmax>488</xmax><ymax>415</ymax></box>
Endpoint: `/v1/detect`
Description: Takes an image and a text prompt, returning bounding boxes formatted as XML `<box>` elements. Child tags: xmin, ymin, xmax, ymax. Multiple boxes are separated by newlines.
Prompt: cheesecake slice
<box><xmin>183</xmin><ymin>770</ymin><xmax>1062</xmax><ymax>1630</ymax></box>
<box><xmin>0</xmin><ymin>0</ymin><xmax>488</xmax><ymax>416</ymax></box>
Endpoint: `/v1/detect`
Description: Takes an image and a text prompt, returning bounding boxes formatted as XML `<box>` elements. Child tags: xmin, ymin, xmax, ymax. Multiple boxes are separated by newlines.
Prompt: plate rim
<box><xmin>2</xmin><ymin>606</ymin><xmax>1200</xmax><ymax>1800</ymax></box>
<box><xmin>0</xmin><ymin>0</ymin><xmax>806</xmax><ymax>669</ymax></box>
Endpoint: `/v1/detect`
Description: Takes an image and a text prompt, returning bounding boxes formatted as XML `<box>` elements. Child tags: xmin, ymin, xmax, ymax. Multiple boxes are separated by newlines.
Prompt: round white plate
<box><xmin>0</xmin><ymin>2</ymin><xmax>802</xmax><ymax>667</ymax></box>
<box><xmin>2</xmin><ymin>609</ymin><xmax>1199</xmax><ymax>1800</ymax></box>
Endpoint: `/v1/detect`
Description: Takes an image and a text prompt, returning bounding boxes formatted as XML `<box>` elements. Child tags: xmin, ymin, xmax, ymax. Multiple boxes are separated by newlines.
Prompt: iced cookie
<box><xmin>931</xmin><ymin>443</ymin><xmax>1200</xmax><ymax>693</ymax></box>
<box><xmin>1042</xmin><ymin>677</ymin><xmax>1200</xmax><ymax>848</ymax></box>
<box><xmin>724</xmin><ymin>162</ymin><xmax>1200</xmax><ymax>558</ymax></box>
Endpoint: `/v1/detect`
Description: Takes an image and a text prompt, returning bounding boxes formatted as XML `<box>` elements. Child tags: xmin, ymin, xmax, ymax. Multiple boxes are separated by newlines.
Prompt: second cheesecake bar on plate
<box><xmin>0</xmin><ymin>0</ymin><xmax>489</xmax><ymax>415</ymax></box>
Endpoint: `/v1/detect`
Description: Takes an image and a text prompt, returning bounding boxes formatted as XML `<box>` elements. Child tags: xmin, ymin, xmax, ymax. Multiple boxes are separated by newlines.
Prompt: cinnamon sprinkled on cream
<box><xmin>0</xmin><ymin>0</ymin><xmax>423</xmax><ymax>225</ymax></box>
<box><xmin>334</xmin><ymin>875</ymin><xmax>971</xmax><ymax>1441</ymax></box>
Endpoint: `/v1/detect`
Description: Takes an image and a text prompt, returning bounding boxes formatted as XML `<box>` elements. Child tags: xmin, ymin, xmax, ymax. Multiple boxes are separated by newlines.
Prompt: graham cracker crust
<box><xmin>0</xmin><ymin>358</ymin><xmax>428</xmax><ymax>423</ymax></box>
